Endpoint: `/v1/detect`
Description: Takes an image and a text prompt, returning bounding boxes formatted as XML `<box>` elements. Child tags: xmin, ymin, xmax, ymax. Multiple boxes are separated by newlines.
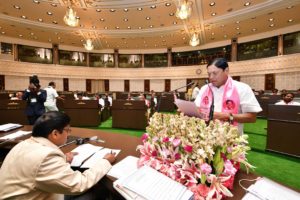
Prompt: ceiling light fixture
<box><xmin>176</xmin><ymin>0</ymin><xmax>192</xmax><ymax>20</ymax></box>
<box><xmin>63</xmin><ymin>2</ymin><xmax>79</xmax><ymax>27</ymax></box>
<box><xmin>189</xmin><ymin>32</ymin><xmax>199</xmax><ymax>47</ymax></box>
<box><xmin>84</xmin><ymin>39</ymin><xmax>94</xmax><ymax>51</ymax></box>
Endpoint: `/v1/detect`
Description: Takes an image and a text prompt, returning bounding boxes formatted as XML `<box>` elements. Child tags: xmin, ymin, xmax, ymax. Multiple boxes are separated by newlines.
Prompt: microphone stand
<box><xmin>157</xmin><ymin>81</ymin><xmax>194</xmax><ymax>112</ymax></box>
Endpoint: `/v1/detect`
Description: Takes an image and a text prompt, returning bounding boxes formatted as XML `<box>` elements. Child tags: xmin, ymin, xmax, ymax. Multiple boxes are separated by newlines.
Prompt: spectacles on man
<box><xmin>63</xmin><ymin>128</ymin><xmax>72</xmax><ymax>133</ymax></box>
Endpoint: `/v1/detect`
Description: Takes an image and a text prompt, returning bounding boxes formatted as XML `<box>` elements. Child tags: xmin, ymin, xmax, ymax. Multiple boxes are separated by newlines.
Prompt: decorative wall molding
<box><xmin>0</xmin><ymin>54</ymin><xmax>300</xmax><ymax>80</ymax></box>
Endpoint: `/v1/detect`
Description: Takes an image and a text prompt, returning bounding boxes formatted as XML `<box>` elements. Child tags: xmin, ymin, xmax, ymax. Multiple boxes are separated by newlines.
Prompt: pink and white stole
<box><xmin>200</xmin><ymin>77</ymin><xmax>240</xmax><ymax>126</ymax></box>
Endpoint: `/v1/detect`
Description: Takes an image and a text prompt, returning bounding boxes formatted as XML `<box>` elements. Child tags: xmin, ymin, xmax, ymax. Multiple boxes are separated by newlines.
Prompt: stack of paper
<box><xmin>242</xmin><ymin>177</ymin><xmax>300</xmax><ymax>200</ymax></box>
<box><xmin>0</xmin><ymin>123</ymin><xmax>23</xmax><ymax>132</ymax></box>
<box><xmin>107</xmin><ymin>156</ymin><xmax>139</xmax><ymax>179</ymax></box>
<box><xmin>70</xmin><ymin>143</ymin><xmax>121</xmax><ymax>168</ymax></box>
<box><xmin>0</xmin><ymin>130</ymin><xmax>31</xmax><ymax>140</ymax></box>
<box><xmin>114</xmin><ymin>165</ymin><xmax>194</xmax><ymax>200</ymax></box>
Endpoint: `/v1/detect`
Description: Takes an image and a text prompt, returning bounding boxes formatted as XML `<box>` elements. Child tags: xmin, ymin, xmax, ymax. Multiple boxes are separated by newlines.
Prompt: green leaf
<box><xmin>213</xmin><ymin>147</ymin><xmax>224</xmax><ymax>175</ymax></box>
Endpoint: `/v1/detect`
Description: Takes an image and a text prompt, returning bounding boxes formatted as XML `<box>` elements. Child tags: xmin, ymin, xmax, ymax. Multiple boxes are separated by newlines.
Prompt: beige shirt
<box><xmin>0</xmin><ymin>137</ymin><xmax>112</xmax><ymax>200</ymax></box>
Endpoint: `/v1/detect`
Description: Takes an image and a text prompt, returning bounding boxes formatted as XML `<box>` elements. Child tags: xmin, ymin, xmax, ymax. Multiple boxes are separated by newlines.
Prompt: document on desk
<box><xmin>0</xmin><ymin>130</ymin><xmax>31</xmax><ymax>140</ymax></box>
<box><xmin>70</xmin><ymin>143</ymin><xmax>103</xmax><ymax>167</ymax></box>
<box><xmin>116</xmin><ymin>165</ymin><xmax>194</xmax><ymax>200</ymax></box>
<box><xmin>242</xmin><ymin>177</ymin><xmax>300</xmax><ymax>200</ymax></box>
<box><xmin>0</xmin><ymin>123</ymin><xmax>23</xmax><ymax>132</ymax></box>
<box><xmin>107</xmin><ymin>156</ymin><xmax>139</xmax><ymax>179</ymax></box>
<box><xmin>174</xmin><ymin>99</ymin><xmax>203</xmax><ymax>118</ymax></box>
<box><xmin>80</xmin><ymin>148</ymin><xmax>121</xmax><ymax>169</ymax></box>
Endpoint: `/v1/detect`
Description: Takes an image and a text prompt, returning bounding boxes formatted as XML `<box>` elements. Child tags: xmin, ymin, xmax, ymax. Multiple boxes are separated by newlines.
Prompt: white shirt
<box><xmin>44</xmin><ymin>86</ymin><xmax>58</xmax><ymax>107</ymax></box>
<box><xmin>275</xmin><ymin>101</ymin><xmax>300</xmax><ymax>105</ymax></box>
<box><xmin>195</xmin><ymin>80</ymin><xmax>262</xmax><ymax>134</ymax></box>
<box><xmin>192</xmin><ymin>87</ymin><xmax>200</xmax><ymax>99</ymax></box>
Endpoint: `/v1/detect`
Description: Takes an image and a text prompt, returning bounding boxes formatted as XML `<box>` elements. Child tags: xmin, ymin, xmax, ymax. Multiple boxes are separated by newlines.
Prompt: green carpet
<box><xmin>90</xmin><ymin>116</ymin><xmax>300</xmax><ymax>190</ymax></box>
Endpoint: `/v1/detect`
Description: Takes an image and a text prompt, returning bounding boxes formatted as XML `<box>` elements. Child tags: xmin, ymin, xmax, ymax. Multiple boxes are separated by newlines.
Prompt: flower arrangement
<box><xmin>137</xmin><ymin>113</ymin><xmax>254</xmax><ymax>200</ymax></box>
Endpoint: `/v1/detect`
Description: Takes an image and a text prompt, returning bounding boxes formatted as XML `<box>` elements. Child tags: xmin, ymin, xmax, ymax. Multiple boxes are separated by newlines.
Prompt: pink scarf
<box><xmin>200</xmin><ymin>77</ymin><xmax>240</xmax><ymax>126</ymax></box>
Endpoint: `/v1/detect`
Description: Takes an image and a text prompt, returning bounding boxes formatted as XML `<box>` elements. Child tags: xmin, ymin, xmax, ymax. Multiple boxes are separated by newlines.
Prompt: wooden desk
<box><xmin>0</xmin><ymin>126</ymin><xmax>274</xmax><ymax>200</ymax></box>
<box><xmin>157</xmin><ymin>93</ymin><xmax>175</xmax><ymax>112</ymax></box>
<box><xmin>0</xmin><ymin>100</ymin><xmax>28</xmax><ymax>124</ymax></box>
<box><xmin>267</xmin><ymin>105</ymin><xmax>300</xmax><ymax>157</ymax></box>
<box><xmin>256</xmin><ymin>95</ymin><xmax>281</xmax><ymax>118</ymax></box>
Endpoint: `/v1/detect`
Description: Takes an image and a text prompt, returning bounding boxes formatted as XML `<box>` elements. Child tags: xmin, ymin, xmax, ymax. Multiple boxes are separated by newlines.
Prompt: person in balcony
<box><xmin>275</xmin><ymin>92</ymin><xmax>300</xmax><ymax>105</ymax></box>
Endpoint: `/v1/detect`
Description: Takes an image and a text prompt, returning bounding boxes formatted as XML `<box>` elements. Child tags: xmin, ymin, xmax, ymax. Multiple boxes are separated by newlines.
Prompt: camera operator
<box><xmin>22</xmin><ymin>75</ymin><xmax>47</xmax><ymax>125</ymax></box>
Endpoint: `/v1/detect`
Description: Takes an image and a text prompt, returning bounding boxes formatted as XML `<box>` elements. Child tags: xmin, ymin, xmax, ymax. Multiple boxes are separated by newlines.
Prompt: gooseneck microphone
<box><xmin>157</xmin><ymin>81</ymin><xmax>195</xmax><ymax>112</ymax></box>
<box><xmin>206</xmin><ymin>80</ymin><xmax>214</xmax><ymax>122</ymax></box>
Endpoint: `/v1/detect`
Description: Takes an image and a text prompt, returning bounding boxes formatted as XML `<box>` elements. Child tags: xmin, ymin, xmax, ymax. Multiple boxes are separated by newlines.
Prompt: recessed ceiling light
<box><xmin>146</xmin><ymin>17</ymin><xmax>151</xmax><ymax>20</ymax></box>
<box><xmin>236</xmin><ymin>21</ymin><xmax>240</xmax><ymax>24</ymax></box>
<box><xmin>151</xmin><ymin>5</ymin><xmax>156</xmax><ymax>9</ymax></box>
<box><xmin>211</xmin><ymin>12</ymin><xmax>216</xmax><ymax>16</ymax></box>
<box><xmin>124</xmin><ymin>8</ymin><xmax>129</xmax><ymax>12</ymax></box>
<box><xmin>21</xmin><ymin>15</ymin><xmax>27</xmax><ymax>19</ymax></box>
<box><xmin>33</xmin><ymin>0</ymin><xmax>40</xmax><ymax>4</ymax></box>
<box><xmin>269</xmin><ymin>24</ymin><xmax>275</xmax><ymax>27</ymax></box>
<box><xmin>100</xmin><ymin>18</ymin><xmax>105</xmax><ymax>21</ymax></box>
<box><xmin>236</xmin><ymin>27</ymin><xmax>240</xmax><ymax>30</ymax></box>
<box><xmin>1</xmin><ymin>31</ymin><xmax>5</xmax><ymax>34</ymax></box>
<box><xmin>137</xmin><ymin>8</ymin><xmax>143</xmax><ymax>11</ymax></box>
<box><xmin>287</xmin><ymin>19</ymin><xmax>293</xmax><ymax>23</ymax></box>
<box><xmin>30</xmin><ymin>32</ymin><xmax>34</xmax><ymax>35</ymax></box>
<box><xmin>209</xmin><ymin>2</ymin><xmax>215</xmax><ymax>6</ymax></box>
<box><xmin>76</xmin><ymin>16</ymin><xmax>80</xmax><ymax>19</ymax></box>
<box><xmin>224</xmin><ymin>35</ymin><xmax>227</xmax><ymax>38</ymax></box>
<box><xmin>221</xmin><ymin>24</ymin><xmax>225</xmax><ymax>28</ymax></box>
<box><xmin>211</xmin><ymin>32</ymin><xmax>215</xmax><ymax>35</ymax></box>
<box><xmin>57</xmin><ymin>37</ymin><xmax>61</xmax><ymax>40</ymax></box>
<box><xmin>48</xmin><ymin>39</ymin><xmax>52</xmax><ymax>42</ymax></box>
<box><xmin>51</xmin><ymin>3</ymin><xmax>57</xmax><ymax>7</ymax></box>
<box><xmin>127</xmin><ymin>26</ymin><xmax>131</xmax><ymax>29</ymax></box>
<box><xmin>149</xmin><ymin>25</ymin><xmax>153</xmax><ymax>28</ymax></box>
<box><xmin>47</xmin><ymin>11</ymin><xmax>52</xmax><ymax>15</ymax></box>
<box><xmin>124</xmin><ymin>18</ymin><xmax>128</xmax><ymax>22</ymax></box>
<box><xmin>182</xmin><ymin>37</ymin><xmax>186</xmax><ymax>40</ymax></box>
<box><xmin>138</xmin><ymin>26</ymin><xmax>142</xmax><ymax>29</ymax></box>
<box><xmin>19</xmin><ymin>34</ymin><xmax>23</xmax><ymax>37</ymax></box>
<box><xmin>92</xmin><ymin>25</ymin><xmax>96</xmax><ymax>29</ymax></box>
<box><xmin>165</xmin><ymin>3</ymin><xmax>171</xmax><ymax>7</ymax></box>
<box><xmin>110</xmin><ymin>9</ymin><xmax>116</xmax><ymax>12</ymax></box>
<box><xmin>115</xmin><ymin>26</ymin><xmax>120</xmax><ymax>29</ymax></box>
<box><xmin>252</xmin><ymin>28</ymin><xmax>257</xmax><ymax>32</ymax></box>
<box><xmin>169</xmin><ymin>13</ymin><xmax>174</xmax><ymax>16</ymax></box>
<box><xmin>269</xmin><ymin>18</ymin><xmax>274</xmax><ymax>22</ymax></box>
<box><xmin>96</xmin><ymin>9</ymin><xmax>101</xmax><ymax>12</ymax></box>
<box><xmin>244</xmin><ymin>2</ymin><xmax>251</xmax><ymax>6</ymax></box>
<box><xmin>13</xmin><ymin>5</ymin><xmax>20</xmax><ymax>9</ymax></box>
<box><xmin>173</xmin><ymin>21</ymin><xmax>177</xmax><ymax>25</ymax></box>
<box><xmin>104</xmin><ymin>26</ymin><xmax>108</xmax><ymax>29</ymax></box>
<box><xmin>38</xmin><ymin>18</ymin><xmax>43</xmax><ymax>22</ymax></box>
<box><xmin>80</xmin><ymin>39</ymin><xmax>84</xmax><ymax>42</ymax></box>
<box><xmin>286</xmin><ymin>6</ymin><xmax>293</xmax><ymax>9</ymax></box>
<box><xmin>52</xmin><ymin>21</ymin><xmax>57</xmax><ymax>24</ymax></box>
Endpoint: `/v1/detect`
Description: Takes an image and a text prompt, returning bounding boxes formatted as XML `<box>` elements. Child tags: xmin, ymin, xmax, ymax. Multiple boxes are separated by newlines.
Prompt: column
<box><xmin>278</xmin><ymin>35</ymin><xmax>283</xmax><ymax>56</ymax></box>
<box><xmin>52</xmin><ymin>44</ymin><xmax>59</xmax><ymax>64</ymax></box>
<box><xmin>141</xmin><ymin>54</ymin><xmax>145</xmax><ymax>68</ymax></box>
<box><xmin>231</xmin><ymin>38</ymin><xmax>238</xmax><ymax>61</ymax></box>
<box><xmin>167</xmin><ymin>48</ymin><xmax>172</xmax><ymax>67</ymax></box>
<box><xmin>114</xmin><ymin>49</ymin><xmax>119</xmax><ymax>68</ymax></box>
<box><xmin>13</xmin><ymin>44</ymin><xmax>18</xmax><ymax>61</ymax></box>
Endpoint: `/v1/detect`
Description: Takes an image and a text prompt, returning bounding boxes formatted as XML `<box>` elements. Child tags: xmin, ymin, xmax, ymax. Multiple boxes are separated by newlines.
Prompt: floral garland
<box><xmin>137</xmin><ymin>113</ymin><xmax>254</xmax><ymax>200</ymax></box>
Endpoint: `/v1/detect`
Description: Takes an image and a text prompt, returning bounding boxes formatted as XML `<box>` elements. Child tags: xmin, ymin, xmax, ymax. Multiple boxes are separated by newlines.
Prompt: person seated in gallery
<box><xmin>0</xmin><ymin>111</ymin><xmax>116</xmax><ymax>199</ymax></box>
<box><xmin>150</xmin><ymin>90</ymin><xmax>157</xmax><ymax>107</ymax></box>
<box><xmin>271</xmin><ymin>88</ymin><xmax>279</xmax><ymax>95</ymax></box>
<box><xmin>76</xmin><ymin>92</ymin><xmax>90</xmax><ymax>100</ymax></box>
<box><xmin>275</xmin><ymin>92</ymin><xmax>300</xmax><ymax>105</ymax></box>
<box><xmin>139</xmin><ymin>93</ymin><xmax>150</xmax><ymax>107</ymax></box>
<box><xmin>126</xmin><ymin>93</ymin><xmax>134</xmax><ymax>100</ymax></box>
<box><xmin>297</xmin><ymin>88</ymin><xmax>300</xmax><ymax>94</ymax></box>
<box><xmin>10</xmin><ymin>91</ymin><xmax>23</xmax><ymax>100</ymax></box>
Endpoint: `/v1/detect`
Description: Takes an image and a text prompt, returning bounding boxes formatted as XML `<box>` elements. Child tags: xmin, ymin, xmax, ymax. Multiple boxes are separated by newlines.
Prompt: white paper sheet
<box><xmin>80</xmin><ymin>148</ymin><xmax>121</xmax><ymax>168</ymax></box>
<box><xmin>107</xmin><ymin>156</ymin><xmax>139</xmax><ymax>179</ymax></box>
<box><xmin>0</xmin><ymin>123</ymin><xmax>23</xmax><ymax>132</ymax></box>
<box><xmin>0</xmin><ymin>130</ymin><xmax>31</xmax><ymax>140</ymax></box>
<box><xmin>70</xmin><ymin>143</ymin><xmax>103</xmax><ymax>167</ymax></box>
<box><xmin>174</xmin><ymin>99</ymin><xmax>203</xmax><ymax>118</ymax></box>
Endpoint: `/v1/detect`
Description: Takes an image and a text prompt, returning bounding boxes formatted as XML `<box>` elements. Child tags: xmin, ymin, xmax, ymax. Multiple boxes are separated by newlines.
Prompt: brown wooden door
<box><xmin>0</xmin><ymin>75</ymin><xmax>4</xmax><ymax>90</ymax></box>
<box><xmin>144</xmin><ymin>80</ymin><xmax>150</xmax><ymax>92</ymax></box>
<box><xmin>165</xmin><ymin>79</ymin><xmax>170</xmax><ymax>92</ymax></box>
<box><xmin>265</xmin><ymin>74</ymin><xmax>275</xmax><ymax>90</ymax></box>
<box><xmin>124</xmin><ymin>80</ymin><xmax>130</xmax><ymax>92</ymax></box>
<box><xmin>104</xmin><ymin>79</ymin><xmax>109</xmax><ymax>92</ymax></box>
<box><xmin>63</xmin><ymin>78</ymin><xmax>69</xmax><ymax>91</ymax></box>
<box><xmin>86</xmin><ymin>79</ymin><xmax>92</xmax><ymax>92</ymax></box>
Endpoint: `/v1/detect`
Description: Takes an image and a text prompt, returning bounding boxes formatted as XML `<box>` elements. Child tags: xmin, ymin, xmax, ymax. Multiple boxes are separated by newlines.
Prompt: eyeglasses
<box><xmin>63</xmin><ymin>128</ymin><xmax>72</xmax><ymax>133</ymax></box>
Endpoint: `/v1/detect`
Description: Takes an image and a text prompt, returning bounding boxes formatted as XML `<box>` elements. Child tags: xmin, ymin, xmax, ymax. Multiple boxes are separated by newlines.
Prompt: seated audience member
<box><xmin>275</xmin><ymin>92</ymin><xmax>300</xmax><ymax>105</ymax></box>
<box><xmin>10</xmin><ymin>91</ymin><xmax>23</xmax><ymax>100</ymax></box>
<box><xmin>297</xmin><ymin>88</ymin><xmax>300</xmax><ymax>94</ymax></box>
<box><xmin>76</xmin><ymin>92</ymin><xmax>90</xmax><ymax>100</ymax></box>
<box><xmin>258</xmin><ymin>90</ymin><xmax>265</xmax><ymax>95</ymax></box>
<box><xmin>272</xmin><ymin>88</ymin><xmax>279</xmax><ymax>95</ymax></box>
<box><xmin>0</xmin><ymin>111</ymin><xmax>116</xmax><ymax>199</ymax></box>
<box><xmin>104</xmin><ymin>93</ymin><xmax>112</xmax><ymax>106</ymax></box>
<box><xmin>126</xmin><ymin>93</ymin><xmax>134</xmax><ymax>100</ymax></box>
<box><xmin>139</xmin><ymin>93</ymin><xmax>150</xmax><ymax>107</ymax></box>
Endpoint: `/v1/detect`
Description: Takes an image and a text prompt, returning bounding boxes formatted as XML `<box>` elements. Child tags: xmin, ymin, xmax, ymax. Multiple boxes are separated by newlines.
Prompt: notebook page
<box><xmin>80</xmin><ymin>148</ymin><xmax>121</xmax><ymax>168</ymax></box>
<box><xmin>107</xmin><ymin>156</ymin><xmax>139</xmax><ymax>179</ymax></box>
<box><xmin>70</xmin><ymin>144</ymin><xmax>103</xmax><ymax>167</ymax></box>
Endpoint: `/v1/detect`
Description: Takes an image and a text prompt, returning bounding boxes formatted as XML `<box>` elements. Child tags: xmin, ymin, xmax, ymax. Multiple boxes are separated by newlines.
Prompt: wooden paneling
<box><xmin>265</xmin><ymin>74</ymin><xmax>275</xmax><ymax>90</ymax></box>
<box><xmin>86</xmin><ymin>79</ymin><xmax>91</xmax><ymax>92</ymax></box>
<box><xmin>144</xmin><ymin>80</ymin><xmax>150</xmax><ymax>92</ymax></box>
<box><xmin>124</xmin><ymin>80</ymin><xmax>130</xmax><ymax>92</ymax></box>
<box><xmin>104</xmin><ymin>79</ymin><xmax>109</xmax><ymax>92</ymax></box>
<box><xmin>63</xmin><ymin>78</ymin><xmax>69</xmax><ymax>91</ymax></box>
<box><xmin>165</xmin><ymin>79</ymin><xmax>170</xmax><ymax>92</ymax></box>
<box><xmin>0</xmin><ymin>75</ymin><xmax>4</xmax><ymax>90</ymax></box>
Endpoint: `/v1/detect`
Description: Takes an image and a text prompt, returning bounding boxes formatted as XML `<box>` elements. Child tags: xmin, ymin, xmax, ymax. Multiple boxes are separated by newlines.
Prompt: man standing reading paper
<box><xmin>194</xmin><ymin>58</ymin><xmax>262</xmax><ymax>134</ymax></box>
<box><xmin>0</xmin><ymin>111</ymin><xmax>116</xmax><ymax>200</ymax></box>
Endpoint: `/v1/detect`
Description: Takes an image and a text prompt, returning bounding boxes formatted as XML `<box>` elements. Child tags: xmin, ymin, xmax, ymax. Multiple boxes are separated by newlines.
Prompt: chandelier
<box><xmin>189</xmin><ymin>32</ymin><xmax>199</xmax><ymax>47</ymax></box>
<box><xmin>176</xmin><ymin>0</ymin><xmax>192</xmax><ymax>20</ymax></box>
<box><xmin>63</xmin><ymin>7</ymin><xmax>79</xmax><ymax>27</ymax></box>
<box><xmin>84</xmin><ymin>39</ymin><xmax>94</xmax><ymax>51</ymax></box>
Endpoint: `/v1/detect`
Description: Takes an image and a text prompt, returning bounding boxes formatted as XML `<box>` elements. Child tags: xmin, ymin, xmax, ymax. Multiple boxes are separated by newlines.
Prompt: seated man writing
<box><xmin>0</xmin><ymin>111</ymin><xmax>116</xmax><ymax>200</ymax></box>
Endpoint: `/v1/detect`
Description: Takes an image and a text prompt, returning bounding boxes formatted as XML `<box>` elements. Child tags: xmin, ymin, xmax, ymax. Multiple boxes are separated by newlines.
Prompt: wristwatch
<box><xmin>229</xmin><ymin>113</ymin><xmax>234</xmax><ymax>124</ymax></box>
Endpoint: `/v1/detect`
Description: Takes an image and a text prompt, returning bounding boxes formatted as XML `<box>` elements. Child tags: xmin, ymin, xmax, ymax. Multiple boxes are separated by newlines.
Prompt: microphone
<box><xmin>59</xmin><ymin>136</ymin><xmax>105</xmax><ymax>148</ymax></box>
<box><xmin>157</xmin><ymin>81</ymin><xmax>194</xmax><ymax>112</ymax></box>
<box><xmin>206</xmin><ymin>80</ymin><xmax>214</xmax><ymax>122</ymax></box>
